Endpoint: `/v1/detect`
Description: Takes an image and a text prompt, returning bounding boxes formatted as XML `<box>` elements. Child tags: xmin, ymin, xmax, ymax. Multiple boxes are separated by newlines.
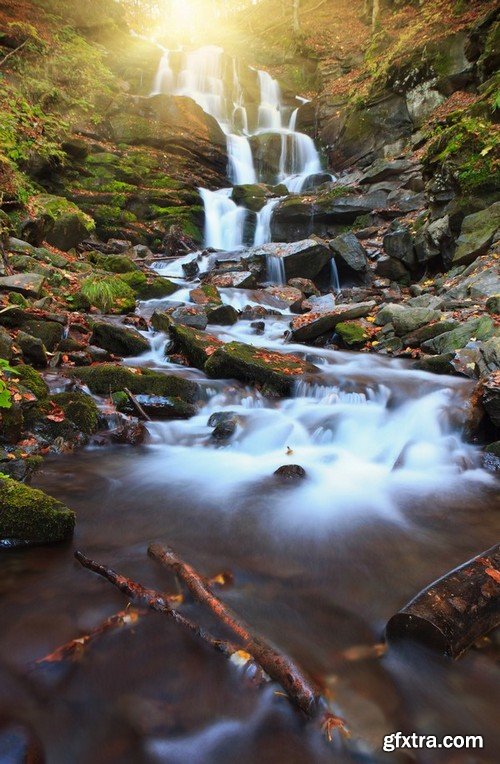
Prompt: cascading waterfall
<box><xmin>151</xmin><ymin>46</ymin><xmax>333</xmax><ymax>251</ymax></box>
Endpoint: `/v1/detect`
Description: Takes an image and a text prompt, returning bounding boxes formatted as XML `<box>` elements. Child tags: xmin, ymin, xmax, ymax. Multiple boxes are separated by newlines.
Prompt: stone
<box><xmin>170</xmin><ymin>324</ymin><xmax>223</xmax><ymax>370</ymax></box>
<box><xmin>22</xmin><ymin>320</ymin><xmax>64</xmax><ymax>351</ymax></box>
<box><xmin>422</xmin><ymin>316</ymin><xmax>496</xmax><ymax>355</ymax></box>
<box><xmin>207</xmin><ymin>271</ymin><xmax>256</xmax><ymax>289</ymax></box>
<box><xmin>291</xmin><ymin>301</ymin><xmax>376</xmax><ymax>342</ymax></box>
<box><xmin>264</xmin><ymin>286</ymin><xmax>304</xmax><ymax>312</ymax></box>
<box><xmin>383</xmin><ymin>224</ymin><xmax>416</xmax><ymax>269</ymax></box>
<box><xmin>248</xmin><ymin>240</ymin><xmax>332</xmax><ymax>282</ymax></box>
<box><xmin>189</xmin><ymin>284</ymin><xmax>222</xmax><ymax>306</ymax></box>
<box><xmin>150</xmin><ymin>311</ymin><xmax>172</xmax><ymax>333</ymax></box>
<box><xmin>288</xmin><ymin>278</ymin><xmax>319</xmax><ymax>297</ymax></box>
<box><xmin>452</xmin><ymin>203</ymin><xmax>500</xmax><ymax>266</ymax></box>
<box><xmin>375</xmin><ymin>256</ymin><xmax>410</xmax><ymax>283</ymax></box>
<box><xmin>482</xmin><ymin>372</ymin><xmax>500</xmax><ymax>428</ymax></box>
<box><xmin>274</xmin><ymin>464</ymin><xmax>307</xmax><ymax>481</ymax></box>
<box><xmin>359</xmin><ymin>158</ymin><xmax>414</xmax><ymax>185</ymax></box>
<box><xmin>486</xmin><ymin>295</ymin><xmax>500</xmax><ymax>315</ymax></box>
<box><xmin>170</xmin><ymin>306</ymin><xmax>208</xmax><ymax>331</ymax></box>
<box><xmin>0</xmin><ymin>273</ymin><xmax>45</xmax><ymax>298</ymax></box>
<box><xmin>329</xmin><ymin>233</ymin><xmax>369</xmax><ymax>276</ymax></box>
<box><xmin>302</xmin><ymin>294</ymin><xmax>337</xmax><ymax>314</ymax></box>
<box><xmin>205</xmin><ymin>341</ymin><xmax>319</xmax><ymax>396</ymax></box>
<box><xmin>414</xmin><ymin>353</ymin><xmax>455</xmax><ymax>375</ymax></box>
<box><xmin>17</xmin><ymin>331</ymin><xmax>47</xmax><ymax>367</ymax></box>
<box><xmin>69</xmin><ymin>364</ymin><xmax>199</xmax><ymax>402</ymax></box>
<box><xmin>446</xmin><ymin>265</ymin><xmax>500</xmax><ymax>301</ymax></box>
<box><xmin>0</xmin><ymin>327</ymin><xmax>14</xmax><ymax>360</ymax></box>
<box><xmin>126</xmin><ymin>394</ymin><xmax>196</xmax><ymax>420</ymax></box>
<box><xmin>403</xmin><ymin>320</ymin><xmax>459</xmax><ymax>348</ymax></box>
<box><xmin>91</xmin><ymin>320</ymin><xmax>150</xmax><ymax>357</ymax></box>
<box><xmin>335</xmin><ymin>321</ymin><xmax>369</xmax><ymax>347</ymax></box>
<box><xmin>208</xmin><ymin>411</ymin><xmax>239</xmax><ymax>440</ymax></box>
<box><xmin>375</xmin><ymin>305</ymin><xmax>442</xmax><ymax>336</ymax></box>
<box><xmin>206</xmin><ymin>304</ymin><xmax>239</xmax><ymax>325</ymax></box>
<box><xmin>0</xmin><ymin>475</ymin><xmax>75</xmax><ymax>544</ymax></box>
<box><xmin>23</xmin><ymin>194</ymin><xmax>95</xmax><ymax>251</ymax></box>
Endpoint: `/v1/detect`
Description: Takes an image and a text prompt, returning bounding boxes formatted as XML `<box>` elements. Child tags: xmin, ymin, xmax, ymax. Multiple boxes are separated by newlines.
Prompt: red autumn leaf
<box><xmin>485</xmin><ymin>568</ymin><xmax>500</xmax><ymax>584</ymax></box>
<box><xmin>46</xmin><ymin>402</ymin><xmax>66</xmax><ymax>423</ymax></box>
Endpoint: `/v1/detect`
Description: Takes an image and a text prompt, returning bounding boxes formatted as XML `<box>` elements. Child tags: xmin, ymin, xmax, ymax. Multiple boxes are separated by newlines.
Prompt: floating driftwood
<box><xmin>386</xmin><ymin>543</ymin><xmax>500</xmax><ymax>658</ymax></box>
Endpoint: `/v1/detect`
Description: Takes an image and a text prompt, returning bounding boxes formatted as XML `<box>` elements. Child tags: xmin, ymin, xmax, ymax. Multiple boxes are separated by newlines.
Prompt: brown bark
<box><xmin>124</xmin><ymin>387</ymin><xmax>151</xmax><ymax>422</ymax></box>
<box><xmin>149</xmin><ymin>543</ymin><xmax>324</xmax><ymax>719</ymax></box>
<box><xmin>386</xmin><ymin>544</ymin><xmax>500</xmax><ymax>658</ymax></box>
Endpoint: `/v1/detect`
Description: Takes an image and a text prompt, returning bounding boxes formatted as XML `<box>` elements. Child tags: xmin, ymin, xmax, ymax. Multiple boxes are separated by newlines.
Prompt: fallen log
<box><xmin>148</xmin><ymin>543</ymin><xmax>346</xmax><ymax>737</ymax></box>
<box><xmin>386</xmin><ymin>543</ymin><xmax>500</xmax><ymax>658</ymax></box>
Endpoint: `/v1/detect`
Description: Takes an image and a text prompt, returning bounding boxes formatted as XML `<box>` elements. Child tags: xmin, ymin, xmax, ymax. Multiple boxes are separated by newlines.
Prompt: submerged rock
<box><xmin>0</xmin><ymin>475</ymin><xmax>75</xmax><ymax>544</ymax></box>
<box><xmin>208</xmin><ymin>411</ymin><xmax>239</xmax><ymax>440</ymax></box>
<box><xmin>274</xmin><ymin>464</ymin><xmax>307</xmax><ymax>481</ymax></box>
<box><xmin>205</xmin><ymin>341</ymin><xmax>319</xmax><ymax>395</ymax></box>
<box><xmin>68</xmin><ymin>364</ymin><xmax>199</xmax><ymax>402</ymax></box>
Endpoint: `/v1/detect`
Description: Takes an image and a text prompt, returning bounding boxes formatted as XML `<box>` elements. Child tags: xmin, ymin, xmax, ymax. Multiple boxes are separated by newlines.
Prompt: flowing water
<box><xmin>151</xmin><ymin>45</ymin><xmax>332</xmax><ymax>249</ymax></box>
<box><xmin>0</xmin><ymin>42</ymin><xmax>499</xmax><ymax>764</ymax></box>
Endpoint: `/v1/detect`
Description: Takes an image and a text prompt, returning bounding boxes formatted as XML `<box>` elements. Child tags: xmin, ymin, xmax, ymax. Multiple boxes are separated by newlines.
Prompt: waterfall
<box><xmin>330</xmin><ymin>259</ymin><xmax>341</xmax><ymax>293</ymax></box>
<box><xmin>254</xmin><ymin>198</ymin><xmax>282</xmax><ymax>246</ymax></box>
<box><xmin>151</xmin><ymin>46</ymin><xmax>334</xmax><ymax>250</ymax></box>
<box><xmin>266</xmin><ymin>254</ymin><xmax>286</xmax><ymax>285</ymax></box>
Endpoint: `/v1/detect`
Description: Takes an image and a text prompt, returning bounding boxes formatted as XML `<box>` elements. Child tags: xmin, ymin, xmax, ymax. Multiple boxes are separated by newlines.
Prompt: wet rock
<box><xmin>422</xmin><ymin>316</ymin><xmax>496</xmax><ymax>355</ymax></box>
<box><xmin>335</xmin><ymin>321</ymin><xmax>369</xmax><ymax>347</ymax></box>
<box><xmin>274</xmin><ymin>464</ymin><xmax>307</xmax><ymax>481</ymax></box>
<box><xmin>359</xmin><ymin>158</ymin><xmax>414</xmax><ymax>185</ymax></box>
<box><xmin>206</xmin><ymin>304</ymin><xmax>239</xmax><ymax>326</ymax></box>
<box><xmin>452</xmin><ymin>203</ymin><xmax>500</xmax><ymax>266</ymax></box>
<box><xmin>264</xmin><ymin>286</ymin><xmax>303</xmax><ymax>312</ymax></box>
<box><xmin>291</xmin><ymin>301</ymin><xmax>376</xmax><ymax>342</ymax></box>
<box><xmin>87</xmin><ymin>345</ymin><xmax>113</xmax><ymax>362</ymax></box>
<box><xmin>288</xmin><ymin>278</ymin><xmax>319</xmax><ymax>297</ymax></box>
<box><xmin>182</xmin><ymin>259</ymin><xmax>200</xmax><ymax>279</ymax></box>
<box><xmin>205</xmin><ymin>341</ymin><xmax>319</xmax><ymax>395</ymax></box>
<box><xmin>119</xmin><ymin>394</ymin><xmax>196</xmax><ymax>420</ymax></box>
<box><xmin>170</xmin><ymin>324</ymin><xmax>222</xmax><ymax>370</ymax></box>
<box><xmin>189</xmin><ymin>284</ymin><xmax>222</xmax><ymax>306</ymax></box>
<box><xmin>107</xmin><ymin>238</ymin><xmax>133</xmax><ymax>254</ymax></box>
<box><xmin>240</xmin><ymin>305</ymin><xmax>280</xmax><ymax>321</ymax></box>
<box><xmin>329</xmin><ymin>233</ymin><xmax>369</xmax><ymax>280</ymax></box>
<box><xmin>109</xmin><ymin>420</ymin><xmax>148</xmax><ymax>446</ymax></box>
<box><xmin>17</xmin><ymin>331</ymin><xmax>47</xmax><ymax>368</ymax></box>
<box><xmin>414</xmin><ymin>353</ymin><xmax>455</xmax><ymax>375</ymax></box>
<box><xmin>207</xmin><ymin>271</ymin><xmax>256</xmax><ymax>289</ymax></box>
<box><xmin>482</xmin><ymin>372</ymin><xmax>500</xmax><ymax>428</ymax></box>
<box><xmin>90</xmin><ymin>320</ymin><xmax>149</xmax><ymax>357</ymax></box>
<box><xmin>250</xmin><ymin>320</ymin><xmax>265</xmax><ymax>335</ymax></box>
<box><xmin>376</xmin><ymin>305</ymin><xmax>442</xmax><ymax>336</ymax></box>
<box><xmin>150</xmin><ymin>310</ymin><xmax>173</xmax><ymax>333</ymax></box>
<box><xmin>0</xmin><ymin>273</ymin><xmax>45</xmax><ymax>298</ymax></box>
<box><xmin>170</xmin><ymin>306</ymin><xmax>208</xmax><ymax>330</ymax></box>
<box><xmin>403</xmin><ymin>319</ymin><xmax>459</xmax><ymax>348</ymax></box>
<box><xmin>209</xmin><ymin>411</ymin><xmax>239</xmax><ymax>440</ymax></box>
<box><xmin>69</xmin><ymin>364</ymin><xmax>199</xmax><ymax>402</ymax></box>
<box><xmin>0</xmin><ymin>475</ymin><xmax>75</xmax><ymax>544</ymax></box>
<box><xmin>50</xmin><ymin>391</ymin><xmax>100</xmax><ymax>436</ymax></box>
<box><xmin>254</xmin><ymin>240</ymin><xmax>331</xmax><ymax>282</ymax></box>
<box><xmin>0</xmin><ymin>327</ymin><xmax>14</xmax><ymax>360</ymax></box>
<box><xmin>22</xmin><ymin>319</ymin><xmax>64</xmax><ymax>351</ymax></box>
<box><xmin>445</xmin><ymin>264</ymin><xmax>500</xmax><ymax>301</ymax></box>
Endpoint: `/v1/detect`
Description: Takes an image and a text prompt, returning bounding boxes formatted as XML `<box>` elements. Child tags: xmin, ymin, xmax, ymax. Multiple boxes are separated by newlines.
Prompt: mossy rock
<box><xmin>80</xmin><ymin>275</ymin><xmax>137</xmax><ymax>314</ymax></box>
<box><xmin>422</xmin><ymin>316</ymin><xmax>496</xmax><ymax>355</ymax></box>
<box><xmin>87</xmin><ymin>253</ymin><xmax>140</xmax><ymax>274</ymax></box>
<box><xmin>50</xmin><ymin>392</ymin><xmax>100</xmax><ymax>436</ymax></box>
<box><xmin>206</xmin><ymin>304</ymin><xmax>239</xmax><ymax>326</ymax></box>
<box><xmin>22</xmin><ymin>319</ymin><xmax>64</xmax><ymax>351</ymax></box>
<box><xmin>17</xmin><ymin>331</ymin><xmax>47</xmax><ymax>368</ymax></box>
<box><xmin>118</xmin><ymin>271</ymin><xmax>178</xmax><ymax>300</ymax></box>
<box><xmin>150</xmin><ymin>310</ymin><xmax>173</xmax><ymax>332</ymax></box>
<box><xmin>68</xmin><ymin>364</ymin><xmax>199</xmax><ymax>402</ymax></box>
<box><xmin>0</xmin><ymin>475</ymin><xmax>75</xmax><ymax>544</ymax></box>
<box><xmin>12</xmin><ymin>365</ymin><xmax>48</xmax><ymax>399</ymax></box>
<box><xmin>189</xmin><ymin>284</ymin><xmax>222</xmax><ymax>306</ymax></box>
<box><xmin>205</xmin><ymin>341</ymin><xmax>319</xmax><ymax>396</ymax></box>
<box><xmin>28</xmin><ymin>194</ymin><xmax>95</xmax><ymax>251</ymax></box>
<box><xmin>170</xmin><ymin>324</ymin><xmax>223</xmax><ymax>370</ymax></box>
<box><xmin>452</xmin><ymin>202</ymin><xmax>500</xmax><ymax>266</ymax></box>
<box><xmin>0</xmin><ymin>327</ymin><xmax>14</xmax><ymax>360</ymax></box>
<box><xmin>90</xmin><ymin>320</ymin><xmax>150</xmax><ymax>357</ymax></box>
<box><xmin>336</xmin><ymin>321</ymin><xmax>369</xmax><ymax>347</ymax></box>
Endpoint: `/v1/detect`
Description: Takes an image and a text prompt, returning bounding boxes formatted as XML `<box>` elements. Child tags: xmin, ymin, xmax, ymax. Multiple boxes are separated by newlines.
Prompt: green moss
<box><xmin>22</xmin><ymin>320</ymin><xmax>63</xmax><ymax>351</ymax></box>
<box><xmin>68</xmin><ymin>364</ymin><xmax>199</xmax><ymax>402</ymax></box>
<box><xmin>81</xmin><ymin>275</ymin><xmax>136</xmax><ymax>314</ymax></box>
<box><xmin>170</xmin><ymin>324</ymin><xmax>223</xmax><ymax>370</ymax></box>
<box><xmin>335</xmin><ymin>321</ymin><xmax>369</xmax><ymax>346</ymax></box>
<box><xmin>50</xmin><ymin>392</ymin><xmax>99</xmax><ymax>435</ymax></box>
<box><xmin>118</xmin><ymin>271</ymin><xmax>178</xmax><ymax>300</ymax></box>
<box><xmin>87</xmin><ymin>253</ymin><xmax>139</xmax><ymax>274</ymax></box>
<box><xmin>12</xmin><ymin>365</ymin><xmax>49</xmax><ymax>399</ymax></box>
<box><xmin>0</xmin><ymin>475</ymin><xmax>75</xmax><ymax>543</ymax></box>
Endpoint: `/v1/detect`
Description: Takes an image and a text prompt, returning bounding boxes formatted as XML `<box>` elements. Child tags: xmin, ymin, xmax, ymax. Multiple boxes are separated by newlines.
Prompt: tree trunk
<box><xmin>386</xmin><ymin>544</ymin><xmax>500</xmax><ymax>658</ymax></box>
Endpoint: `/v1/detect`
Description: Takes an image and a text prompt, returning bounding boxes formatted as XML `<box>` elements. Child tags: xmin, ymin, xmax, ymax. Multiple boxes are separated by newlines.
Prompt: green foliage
<box><xmin>80</xmin><ymin>275</ymin><xmax>136</xmax><ymax>314</ymax></box>
<box><xmin>0</xmin><ymin>359</ymin><xmax>15</xmax><ymax>409</ymax></box>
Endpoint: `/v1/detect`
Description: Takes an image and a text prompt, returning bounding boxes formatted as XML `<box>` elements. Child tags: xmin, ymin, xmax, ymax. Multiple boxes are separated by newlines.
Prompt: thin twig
<box><xmin>124</xmin><ymin>387</ymin><xmax>151</xmax><ymax>421</ymax></box>
<box><xmin>0</xmin><ymin>39</ymin><xmax>29</xmax><ymax>68</ymax></box>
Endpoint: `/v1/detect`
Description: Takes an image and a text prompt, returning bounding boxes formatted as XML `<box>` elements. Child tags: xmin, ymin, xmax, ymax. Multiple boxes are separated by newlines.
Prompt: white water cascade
<box><xmin>151</xmin><ymin>46</ymin><xmax>333</xmax><ymax>250</ymax></box>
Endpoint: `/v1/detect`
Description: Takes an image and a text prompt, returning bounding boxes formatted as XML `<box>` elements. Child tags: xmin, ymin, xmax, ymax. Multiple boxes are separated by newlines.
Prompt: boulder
<box><xmin>383</xmin><ymin>224</ymin><xmax>416</xmax><ymax>269</ymax></box>
<box><xmin>403</xmin><ymin>319</ymin><xmax>459</xmax><ymax>348</ymax></box>
<box><xmin>264</xmin><ymin>286</ymin><xmax>304</xmax><ymax>312</ymax></box>
<box><xmin>17</xmin><ymin>331</ymin><xmax>47</xmax><ymax>368</ymax></box>
<box><xmin>22</xmin><ymin>195</ymin><xmax>95</xmax><ymax>251</ymax></box>
<box><xmin>206</xmin><ymin>304</ymin><xmax>239</xmax><ymax>325</ymax></box>
<box><xmin>302</xmin><ymin>294</ymin><xmax>337</xmax><ymax>314</ymax></box>
<box><xmin>170</xmin><ymin>324</ymin><xmax>223</xmax><ymax>370</ymax></box>
<box><xmin>375</xmin><ymin>305</ymin><xmax>442</xmax><ymax>336</ymax></box>
<box><xmin>119</xmin><ymin>394</ymin><xmax>196</xmax><ymax>420</ymax></box>
<box><xmin>274</xmin><ymin>464</ymin><xmax>307</xmax><ymax>481</ymax></box>
<box><xmin>291</xmin><ymin>301</ymin><xmax>376</xmax><ymax>342</ymax></box>
<box><xmin>482</xmin><ymin>372</ymin><xmax>500</xmax><ymax>428</ymax></box>
<box><xmin>0</xmin><ymin>273</ymin><xmax>45</xmax><ymax>298</ymax></box>
<box><xmin>0</xmin><ymin>327</ymin><xmax>14</xmax><ymax>360</ymax></box>
<box><xmin>359</xmin><ymin>159</ymin><xmax>414</xmax><ymax>185</ymax></box>
<box><xmin>208</xmin><ymin>411</ymin><xmax>239</xmax><ymax>440</ymax></box>
<box><xmin>0</xmin><ymin>475</ymin><xmax>75</xmax><ymax>544</ymax></box>
<box><xmin>329</xmin><ymin>233</ymin><xmax>369</xmax><ymax>280</ymax></box>
<box><xmin>249</xmin><ymin>240</ymin><xmax>331</xmax><ymax>282</ymax></box>
<box><xmin>452</xmin><ymin>203</ymin><xmax>500</xmax><ymax>266</ymax></box>
<box><xmin>205</xmin><ymin>341</ymin><xmax>319</xmax><ymax>395</ymax></box>
<box><xmin>422</xmin><ymin>316</ymin><xmax>496</xmax><ymax>355</ymax></box>
<box><xmin>288</xmin><ymin>278</ymin><xmax>319</xmax><ymax>297</ymax></box>
<box><xmin>91</xmin><ymin>320</ymin><xmax>150</xmax><ymax>357</ymax></box>
<box><xmin>375</xmin><ymin>255</ymin><xmax>410</xmax><ymax>283</ymax></box>
<box><xmin>206</xmin><ymin>271</ymin><xmax>256</xmax><ymax>289</ymax></box>
<box><xmin>69</xmin><ymin>364</ymin><xmax>199</xmax><ymax>402</ymax></box>
<box><xmin>189</xmin><ymin>284</ymin><xmax>222</xmax><ymax>306</ymax></box>
<box><xmin>335</xmin><ymin>321</ymin><xmax>369</xmax><ymax>347</ymax></box>
<box><xmin>22</xmin><ymin>320</ymin><xmax>64</xmax><ymax>351</ymax></box>
<box><xmin>119</xmin><ymin>271</ymin><xmax>179</xmax><ymax>301</ymax></box>
<box><xmin>170</xmin><ymin>306</ymin><xmax>208</xmax><ymax>330</ymax></box>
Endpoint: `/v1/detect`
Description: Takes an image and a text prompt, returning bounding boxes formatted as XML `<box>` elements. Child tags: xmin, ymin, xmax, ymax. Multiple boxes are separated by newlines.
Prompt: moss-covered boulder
<box><xmin>206</xmin><ymin>304</ymin><xmax>239</xmax><ymax>325</ymax></box>
<box><xmin>375</xmin><ymin>305</ymin><xmax>442</xmax><ymax>336</ymax></box>
<box><xmin>80</xmin><ymin>275</ymin><xmax>137</xmax><ymax>314</ymax></box>
<box><xmin>452</xmin><ymin>203</ymin><xmax>500</xmax><ymax>266</ymax></box>
<box><xmin>291</xmin><ymin>301</ymin><xmax>376</xmax><ymax>343</ymax></box>
<box><xmin>118</xmin><ymin>271</ymin><xmax>178</xmax><ymax>300</ymax></box>
<box><xmin>170</xmin><ymin>324</ymin><xmax>223</xmax><ymax>370</ymax></box>
<box><xmin>87</xmin><ymin>253</ymin><xmax>140</xmax><ymax>273</ymax></box>
<box><xmin>335</xmin><ymin>321</ymin><xmax>369</xmax><ymax>347</ymax></box>
<box><xmin>90</xmin><ymin>320</ymin><xmax>150</xmax><ymax>357</ymax></box>
<box><xmin>69</xmin><ymin>364</ymin><xmax>199</xmax><ymax>402</ymax></box>
<box><xmin>150</xmin><ymin>310</ymin><xmax>173</xmax><ymax>332</ymax></box>
<box><xmin>422</xmin><ymin>316</ymin><xmax>496</xmax><ymax>355</ymax></box>
<box><xmin>50</xmin><ymin>392</ymin><xmax>100</xmax><ymax>436</ymax></box>
<box><xmin>17</xmin><ymin>331</ymin><xmax>47</xmax><ymax>368</ymax></box>
<box><xmin>205</xmin><ymin>341</ymin><xmax>319</xmax><ymax>395</ymax></box>
<box><xmin>22</xmin><ymin>320</ymin><xmax>64</xmax><ymax>351</ymax></box>
<box><xmin>25</xmin><ymin>195</ymin><xmax>95</xmax><ymax>251</ymax></box>
<box><xmin>0</xmin><ymin>327</ymin><xmax>14</xmax><ymax>360</ymax></box>
<box><xmin>189</xmin><ymin>284</ymin><xmax>222</xmax><ymax>306</ymax></box>
<box><xmin>13</xmin><ymin>365</ymin><xmax>49</xmax><ymax>399</ymax></box>
<box><xmin>0</xmin><ymin>475</ymin><xmax>75</xmax><ymax>544</ymax></box>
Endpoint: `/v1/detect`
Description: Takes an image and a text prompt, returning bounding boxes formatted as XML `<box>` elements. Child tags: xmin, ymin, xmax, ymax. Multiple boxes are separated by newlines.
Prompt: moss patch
<box><xmin>0</xmin><ymin>475</ymin><xmax>75</xmax><ymax>544</ymax></box>
<box><xmin>69</xmin><ymin>364</ymin><xmax>199</xmax><ymax>402</ymax></box>
<box><xmin>50</xmin><ymin>392</ymin><xmax>100</xmax><ymax>436</ymax></box>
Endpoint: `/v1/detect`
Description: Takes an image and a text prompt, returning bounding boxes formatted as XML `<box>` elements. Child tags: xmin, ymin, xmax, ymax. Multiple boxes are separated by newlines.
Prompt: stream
<box><xmin>0</xmin><ymin>44</ymin><xmax>499</xmax><ymax>764</ymax></box>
